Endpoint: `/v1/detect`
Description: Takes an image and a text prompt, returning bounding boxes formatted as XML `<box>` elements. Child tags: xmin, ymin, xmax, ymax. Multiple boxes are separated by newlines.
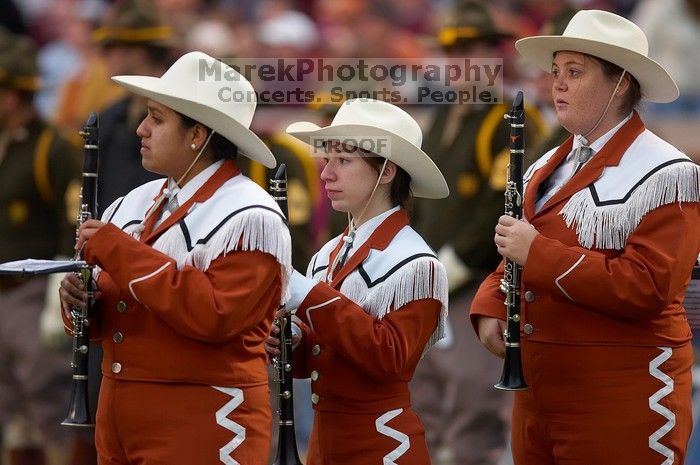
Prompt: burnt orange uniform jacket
<box><xmin>63</xmin><ymin>161</ymin><xmax>291</xmax><ymax>465</ymax></box>
<box><xmin>292</xmin><ymin>209</ymin><xmax>448</xmax><ymax>464</ymax></box>
<box><xmin>470</xmin><ymin>114</ymin><xmax>700</xmax><ymax>465</ymax></box>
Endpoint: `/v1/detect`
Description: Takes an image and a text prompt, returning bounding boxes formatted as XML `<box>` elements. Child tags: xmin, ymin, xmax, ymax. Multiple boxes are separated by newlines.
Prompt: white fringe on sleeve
<box><xmin>339</xmin><ymin>256</ymin><xmax>449</xmax><ymax>353</ymax></box>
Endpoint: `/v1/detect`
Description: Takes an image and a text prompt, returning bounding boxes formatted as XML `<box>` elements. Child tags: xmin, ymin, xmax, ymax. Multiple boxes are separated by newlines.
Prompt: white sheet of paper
<box><xmin>0</xmin><ymin>259</ymin><xmax>87</xmax><ymax>275</ymax></box>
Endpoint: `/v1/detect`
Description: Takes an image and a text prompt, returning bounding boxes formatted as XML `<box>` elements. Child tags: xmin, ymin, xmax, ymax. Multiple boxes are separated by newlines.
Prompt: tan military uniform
<box><xmin>0</xmin><ymin>118</ymin><xmax>80</xmax><ymax>445</ymax></box>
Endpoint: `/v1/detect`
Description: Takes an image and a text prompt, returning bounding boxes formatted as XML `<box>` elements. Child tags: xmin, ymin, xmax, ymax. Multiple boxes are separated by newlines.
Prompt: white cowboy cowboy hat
<box><xmin>112</xmin><ymin>51</ymin><xmax>276</xmax><ymax>168</ymax></box>
<box><xmin>515</xmin><ymin>9</ymin><xmax>678</xmax><ymax>103</ymax></box>
<box><xmin>286</xmin><ymin>99</ymin><xmax>449</xmax><ymax>199</ymax></box>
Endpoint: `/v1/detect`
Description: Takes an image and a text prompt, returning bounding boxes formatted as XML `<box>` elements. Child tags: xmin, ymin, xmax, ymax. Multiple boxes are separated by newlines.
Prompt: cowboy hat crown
<box><xmin>515</xmin><ymin>9</ymin><xmax>678</xmax><ymax>103</ymax></box>
<box><xmin>286</xmin><ymin>99</ymin><xmax>448</xmax><ymax>199</ymax></box>
<box><xmin>112</xmin><ymin>51</ymin><xmax>276</xmax><ymax>168</ymax></box>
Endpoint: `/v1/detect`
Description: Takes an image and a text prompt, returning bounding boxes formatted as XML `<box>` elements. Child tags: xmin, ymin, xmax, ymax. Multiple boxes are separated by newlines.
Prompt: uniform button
<box><xmin>523</xmin><ymin>324</ymin><xmax>534</xmax><ymax>335</ymax></box>
<box><xmin>311</xmin><ymin>393</ymin><xmax>320</xmax><ymax>404</ymax></box>
<box><xmin>112</xmin><ymin>332</ymin><xmax>124</xmax><ymax>343</ymax></box>
<box><xmin>310</xmin><ymin>370</ymin><xmax>319</xmax><ymax>381</ymax></box>
<box><xmin>524</xmin><ymin>291</ymin><xmax>535</xmax><ymax>302</ymax></box>
<box><xmin>117</xmin><ymin>301</ymin><xmax>127</xmax><ymax>313</ymax></box>
<box><xmin>111</xmin><ymin>362</ymin><xmax>122</xmax><ymax>374</ymax></box>
<box><xmin>311</xmin><ymin>344</ymin><xmax>321</xmax><ymax>356</ymax></box>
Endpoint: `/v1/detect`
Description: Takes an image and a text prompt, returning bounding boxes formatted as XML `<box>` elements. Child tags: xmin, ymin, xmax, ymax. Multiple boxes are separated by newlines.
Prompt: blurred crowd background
<box><xmin>1</xmin><ymin>0</ymin><xmax>700</xmax><ymax>464</ymax></box>
<box><xmin>5</xmin><ymin>0</ymin><xmax>700</xmax><ymax>158</ymax></box>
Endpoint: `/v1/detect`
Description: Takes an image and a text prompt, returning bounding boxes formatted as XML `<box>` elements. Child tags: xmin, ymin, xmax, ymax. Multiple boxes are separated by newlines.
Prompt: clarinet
<box><xmin>62</xmin><ymin>112</ymin><xmax>99</xmax><ymax>427</ymax></box>
<box><xmin>495</xmin><ymin>92</ymin><xmax>527</xmax><ymax>391</ymax></box>
<box><xmin>269</xmin><ymin>164</ymin><xmax>304</xmax><ymax>465</ymax></box>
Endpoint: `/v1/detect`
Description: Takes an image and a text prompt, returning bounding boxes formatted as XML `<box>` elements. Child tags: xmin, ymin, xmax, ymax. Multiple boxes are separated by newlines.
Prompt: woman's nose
<box><xmin>320</xmin><ymin>161</ymin><xmax>334</xmax><ymax>181</ymax></box>
<box><xmin>553</xmin><ymin>76</ymin><xmax>566</xmax><ymax>92</ymax></box>
<box><xmin>135</xmin><ymin>118</ymin><xmax>148</xmax><ymax>137</ymax></box>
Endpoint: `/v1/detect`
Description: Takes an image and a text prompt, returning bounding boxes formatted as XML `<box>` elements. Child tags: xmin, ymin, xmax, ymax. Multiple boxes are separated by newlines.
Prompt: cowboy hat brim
<box><xmin>287</xmin><ymin>121</ymin><xmax>449</xmax><ymax>199</ymax></box>
<box><xmin>515</xmin><ymin>35</ymin><xmax>679</xmax><ymax>103</ymax></box>
<box><xmin>112</xmin><ymin>75</ymin><xmax>276</xmax><ymax>168</ymax></box>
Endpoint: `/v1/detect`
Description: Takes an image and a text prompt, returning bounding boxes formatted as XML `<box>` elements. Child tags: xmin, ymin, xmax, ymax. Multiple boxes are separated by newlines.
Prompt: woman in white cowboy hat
<box><xmin>265</xmin><ymin>98</ymin><xmax>449</xmax><ymax>464</ymax></box>
<box><xmin>470</xmin><ymin>9</ymin><xmax>700</xmax><ymax>465</ymax></box>
<box><xmin>58</xmin><ymin>51</ymin><xmax>292</xmax><ymax>465</ymax></box>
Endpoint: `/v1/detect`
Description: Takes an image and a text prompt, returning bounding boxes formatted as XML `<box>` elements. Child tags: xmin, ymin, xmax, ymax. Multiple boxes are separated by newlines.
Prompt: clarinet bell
<box><xmin>494</xmin><ymin>348</ymin><xmax>528</xmax><ymax>391</ymax></box>
<box><xmin>61</xmin><ymin>377</ymin><xmax>94</xmax><ymax>427</ymax></box>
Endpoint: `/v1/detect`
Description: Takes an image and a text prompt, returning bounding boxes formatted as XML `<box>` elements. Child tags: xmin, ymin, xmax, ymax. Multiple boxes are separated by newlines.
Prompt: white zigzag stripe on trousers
<box><xmin>375</xmin><ymin>408</ymin><xmax>410</xmax><ymax>465</ymax></box>
<box><xmin>648</xmin><ymin>347</ymin><xmax>675</xmax><ymax>465</ymax></box>
<box><xmin>213</xmin><ymin>386</ymin><xmax>246</xmax><ymax>465</ymax></box>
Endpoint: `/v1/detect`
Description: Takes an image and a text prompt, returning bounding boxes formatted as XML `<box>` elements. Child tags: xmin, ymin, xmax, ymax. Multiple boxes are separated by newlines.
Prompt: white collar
<box><xmin>346</xmin><ymin>206</ymin><xmax>400</xmax><ymax>256</ymax></box>
<box><xmin>155</xmin><ymin>160</ymin><xmax>224</xmax><ymax>227</ymax></box>
<box><xmin>168</xmin><ymin>159</ymin><xmax>224</xmax><ymax>206</ymax></box>
<box><xmin>573</xmin><ymin>112</ymin><xmax>633</xmax><ymax>154</ymax></box>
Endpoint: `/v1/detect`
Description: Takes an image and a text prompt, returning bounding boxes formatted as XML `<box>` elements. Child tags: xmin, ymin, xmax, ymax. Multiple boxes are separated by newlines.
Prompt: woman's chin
<box><xmin>330</xmin><ymin>200</ymin><xmax>349</xmax><ymax>213</ymax></box>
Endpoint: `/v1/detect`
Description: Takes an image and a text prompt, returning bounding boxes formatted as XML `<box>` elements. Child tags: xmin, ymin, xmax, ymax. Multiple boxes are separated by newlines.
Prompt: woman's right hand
<box><xmin>59</xmin><ymin>273</ymin><xmax>101</xmax><ymax>314</ymax></box>
<box><xmin>264</xmin><ymin>323</ymin><xmax>283</xmax><ymax>363</ymax></box>
<box><xmin>264</xmin><ymin>310</ymin><xmax>302</xmax><ymax>362</ymax></box>
<box><xmin>477</xmin><ymin>316</ymin><xmax>507</xmax><ymax>359</ymax></box>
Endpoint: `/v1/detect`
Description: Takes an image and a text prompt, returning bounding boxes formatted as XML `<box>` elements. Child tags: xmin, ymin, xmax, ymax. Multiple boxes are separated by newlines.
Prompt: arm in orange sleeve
<box><xmin>524</xmin><ymin>202</ymin><xmax>700</xmax><ymax>319</ymax></box>
<box><xmin>83</xmin><ymin>223</ymin><xmax>282</xmax><ymax>343</ymax></box>
<box><xmin>295</xmin><ymin>281</ymin><xmax>441</xmax><ymax>380</ymax></box>
<box><xmin>291</xmin><ymin>319</ymin><xmax>312</xmax><ymax>378</ymax></box>
<box><xmin>468</xmin><ymin>260</ymin><xmax>507</xmax><ymax>333</ymax></box>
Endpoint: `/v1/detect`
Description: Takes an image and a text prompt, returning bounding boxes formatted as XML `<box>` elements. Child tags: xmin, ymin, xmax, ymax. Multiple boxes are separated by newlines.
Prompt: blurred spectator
<box><xmin>0</xmin><ymin>28</ymin><xmax>81</xmax><ymax>465</ymax></box>
<box><xmin>185</xmin><ymin>17</ymin><xmax>237</xmax><ymax>58</ymax></box>
<box><xmin>153</xmin><ymin>0</ymin><xmax>205</xmax><ymax>41</ymax></box>
<box><xmin>633</xmin><ymin>0</ymin><xmax>700</xmax><ymax>116</ymax></box>
<box><xmin>91</xmin><ymin>0</ymin><xmax>176</xmax><ymax>214</ymax></box>
<box><xmin>52</xmin><ymin>0</ymin><xmax>124</xmax><ymax>129</ymax></box>
<box><xmin>630</xmin><ymin>0</ymin><xmax>700</xmax><ymax>161</ymax></box>
<box><xmin>257</xmin><ymin>9</ymin><xmax>320</xmax><ymax>54</ymax></box>
<box><xmin>40</xmin><ymin>0</ymin><xmax>119</xmax><ymax>125</ymax></box>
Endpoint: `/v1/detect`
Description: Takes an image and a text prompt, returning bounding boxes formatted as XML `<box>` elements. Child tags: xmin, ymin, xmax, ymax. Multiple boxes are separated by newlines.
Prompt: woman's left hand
<box><xmin>494</xmin><ymin>215</ymin><xmax>538</xmax><ymax>266</ymax></box>
<box><xmin>75</xmin><ymin>219</ymin><xmax>107</xmax><ymax>255</ymax></box>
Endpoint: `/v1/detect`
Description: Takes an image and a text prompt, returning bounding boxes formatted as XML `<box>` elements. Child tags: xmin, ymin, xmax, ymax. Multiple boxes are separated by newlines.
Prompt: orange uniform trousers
<box><xmin>96</xmin><ymin>377</ymin><xmax>271</xmax><ymax>465</ymax></box>
<box><xmin>306</xmin><ymin>407</ymin><xmax>430</xmax><ymax>465</ymax></box>
<box><xmin>512</xmin><ymin>342</ymin><xmax>692</xmax><ymax>465</ymax></box>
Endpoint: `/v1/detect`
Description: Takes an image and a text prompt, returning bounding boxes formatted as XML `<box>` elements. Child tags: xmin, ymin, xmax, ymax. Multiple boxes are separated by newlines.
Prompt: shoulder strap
<box><xmin>33</xmin><ymin>128</ymin><xmax>55</xmax><ymax>203</ymax></box>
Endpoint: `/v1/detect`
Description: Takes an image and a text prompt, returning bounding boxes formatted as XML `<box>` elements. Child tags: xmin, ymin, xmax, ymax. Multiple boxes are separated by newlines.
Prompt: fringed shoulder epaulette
<box><xmin>104</xmin><ymin>175</ymin><xmax>292</xmax><ymax>300</ymax></box>
<box><xmin>560</xmin><ymin>129</ymin><xmax>700</xmax><ymax>250</ymax></box>
<box><xmin>312</xmin><ymin>226</ymin><xmax>449</xmax><ymax>352</ymax></box>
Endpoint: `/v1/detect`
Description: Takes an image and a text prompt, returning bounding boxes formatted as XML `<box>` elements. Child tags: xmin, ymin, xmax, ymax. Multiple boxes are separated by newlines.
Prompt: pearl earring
<box><xmin>191</xmin><ymin>143</ymin><xmax>197</xmax><ymax>150</ymax></box>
